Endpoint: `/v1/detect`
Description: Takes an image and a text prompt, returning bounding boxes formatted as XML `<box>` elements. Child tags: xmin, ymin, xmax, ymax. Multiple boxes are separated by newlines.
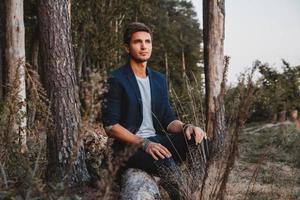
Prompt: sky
<box><xmin>191</xmin><ymin>0</ymin><xmax>300</xmax><ymax>83</ymax></box>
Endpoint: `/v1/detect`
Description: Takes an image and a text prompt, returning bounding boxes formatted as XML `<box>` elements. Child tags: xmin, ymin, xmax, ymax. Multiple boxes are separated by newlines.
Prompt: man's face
<box><xmin>126</xmin><ymin>31</ymin><xmax>152</xmax><ymax>63</ymax></box>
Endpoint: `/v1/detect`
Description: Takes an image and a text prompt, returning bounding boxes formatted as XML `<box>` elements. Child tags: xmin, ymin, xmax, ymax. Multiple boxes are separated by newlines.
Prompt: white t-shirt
<box><xmin>135</xmin><ymin>76</ymin><xmax>156</xmax><ymax>138</ymax></box>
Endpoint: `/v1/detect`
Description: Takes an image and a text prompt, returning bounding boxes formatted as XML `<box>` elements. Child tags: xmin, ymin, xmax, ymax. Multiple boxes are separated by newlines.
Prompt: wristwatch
<box><xmin>104</xmin><ymin>125</ymin><xmax>113</xmax><ymax>132</ymax></box>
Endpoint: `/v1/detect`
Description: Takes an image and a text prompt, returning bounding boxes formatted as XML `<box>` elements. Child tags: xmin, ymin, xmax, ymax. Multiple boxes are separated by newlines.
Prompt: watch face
<box><xmin>105</xmin><ymin>125</ymin><xmax>113</xmax><ymax>132</ymax></box>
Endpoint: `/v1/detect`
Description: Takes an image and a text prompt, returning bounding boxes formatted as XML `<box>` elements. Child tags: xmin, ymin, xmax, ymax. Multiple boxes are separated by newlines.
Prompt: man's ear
<box><xmin>124</xmin><ymin>44</ymin><xmax>130</xmax><ymax>54</ymax></box>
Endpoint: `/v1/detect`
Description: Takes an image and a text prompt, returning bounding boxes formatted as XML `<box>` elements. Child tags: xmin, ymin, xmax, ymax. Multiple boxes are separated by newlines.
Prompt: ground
<box><xmin>225</xmin><ymin>122</ymin><xmax>300</xmax><ymax>200</ymax></box>
<box><xmin>82</xmin><ymin>121</ymin><xmax>300</xmax><ymax>200</ymax></box>
<box><xmin>1</xmin><ymin>121</ymin><xmax>299</xmax><ymax>199</ymax></box>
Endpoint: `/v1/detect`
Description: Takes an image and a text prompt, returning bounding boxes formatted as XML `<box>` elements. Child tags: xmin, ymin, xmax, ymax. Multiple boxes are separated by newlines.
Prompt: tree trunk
<box><xmin>201</xmin><ymin>1</ymin><xmax>228</xmax><ymax>199</ymax></box>
<box><xmin>180</xmin><ymin>32</ymin><xmax>186</xmax><ymax>80</ymax></box>
<box><xmin>203</xmin><ymin>0</ymin><xmax>226</xmax><ymax>153</ymax></box>
<box><xmin>0</xmin><ymin>28</ymin><xmax>3</xmax><ymax>101</ymax></box>
<box><xmin>30</xmin><ymin>25</ymin><xmax>39</xmax><ymax>71</ymax></box>
<box><xmin>68</xmin><ymin>0</ymin><xmax>71</xmax><ymax>19</ymax></box>
<box><xmin>0</xmin><ymin>2</ymin><xmax>4</xmax><ymax>101</ymax></box>
<box><xmin>5</xmin><ymin>0</ymin><xmax>27</xmax><ymax>153</ymax></box>
<box><xmin>181</xmin><ymin>47</ymin><xmax>186</xmax><ymax>79</ymax></box>
<box><xmin>120</xmin><ymin>168</ymin><xmax>161</xmax><ymax>200</ymax></box>
<box><xmin>75</xmin><ymin>34</ymin><xmax>85</xmax><ymax>82</ymax></box>
<box><xmin>164</xmin><ymin>51</ymin><xmax>169</xmax><ymax>89</ymax></box>
<box><xmin>38</xmin><ymin>0</ymin><xmax>90</xmax><ymax>185</ymax></box>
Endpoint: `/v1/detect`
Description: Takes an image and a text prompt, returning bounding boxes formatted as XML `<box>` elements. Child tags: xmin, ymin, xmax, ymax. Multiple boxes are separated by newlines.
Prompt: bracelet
<box><xmin>142</xmin><ymin>138</ymin><xmax>151</xmax><ymax>151</ymax></box>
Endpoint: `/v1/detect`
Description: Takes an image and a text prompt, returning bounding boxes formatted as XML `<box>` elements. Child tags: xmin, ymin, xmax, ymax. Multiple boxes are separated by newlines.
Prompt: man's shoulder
<box><xmin>148</xmin><ymin>67</ymin><xmax>166</xmax><ymax>80</ymax></box>
<box><xmin>109</xmin><ymin>65</ymin><xmax>127</xmax><ymax>79</ymax></box>
<box><xmin>108</xmin><ymin>64</ymin><xmax>166</xmax><ymax>82</ymax></box>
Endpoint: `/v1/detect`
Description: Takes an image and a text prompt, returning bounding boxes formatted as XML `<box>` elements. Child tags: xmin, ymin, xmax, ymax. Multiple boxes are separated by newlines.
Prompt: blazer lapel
<box><xmin>147</xmin><ymin>67</ymin><xmax>156</xmax><ymax>114</ymax></box>
<box><xmin>124</xmin><ymin>64</ymin><xmax>143</xmax><ymax>111</ymax></box>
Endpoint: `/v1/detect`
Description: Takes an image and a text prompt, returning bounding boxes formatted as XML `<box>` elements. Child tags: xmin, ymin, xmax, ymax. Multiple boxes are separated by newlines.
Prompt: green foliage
<box><xmin>241</xmin><ymin>124</ymin><xmax>300</xmax><ymax>167</ymax></box>
<box><xmin>19</xmin><ymin>0</ymin><xmax>205</xmax><ymax>125</ymax></box>
<box><xmin>71</xmin><ymin>0</ymin><xmax>203</xmax><ymax>95</ymax></box>
<box><xmin>2</xmin><ymin>0</ymin><xmax>205</xmax><ymax>198</ymax></box>
<box><xmin>250</xmin><ymin>60</ymin><xmax>300</xmax><ymax>121</ymax></box>
<box><xmin>225</xmin><ymin>60</ymin><xmax>300</xmax><ymax>122</ymax></box>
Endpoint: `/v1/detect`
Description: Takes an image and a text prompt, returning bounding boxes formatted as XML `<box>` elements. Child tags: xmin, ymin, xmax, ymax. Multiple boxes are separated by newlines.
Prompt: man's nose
<box><xmin>141</xmin><ymin>42</ymin><xmax>147</xmax><ymax>49</ymax></box>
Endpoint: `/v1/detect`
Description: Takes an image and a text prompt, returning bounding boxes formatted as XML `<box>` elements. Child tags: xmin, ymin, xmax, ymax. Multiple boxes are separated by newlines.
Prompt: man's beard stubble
<box><xmin>129</xmin><ymin>53</ymin><xmax>150</xmax><ymax>64</ymax></box>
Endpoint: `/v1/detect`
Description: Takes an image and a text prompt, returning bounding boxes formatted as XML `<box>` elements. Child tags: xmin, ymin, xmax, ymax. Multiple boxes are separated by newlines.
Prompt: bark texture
<box><xmin>5</xmin><ymin>0</ymin><xmax>27</xmax><ymax>152</ymax></box>
<box><xmin>38</xmin><ymin>0</ymin><xmax>90</xmax><ymax>184</ymax></box>
<box><xmin>0</xmin><ymin>2</ymin><xmax>4</xmax><ymax>100</ymax></box>
<box><xmin>0</xmin><ymin>28</ymin><xmax>3</xmax><ymax>101</ymax></box>
<box><xmin>30</xmin><ymin>25</ymin><xmax>39</xmax><ymax>70</ymax></box>
<box><xmin>201</xmin><ymin>1</ymin><xmax>229</xmax><ymax>199</ymax></box>
<box><xmin>203</xmin><ymin>0</ymin><xmax>226</xmax><ymax>154</ymax></box>
<box><xmin>120</xmin><ymin>168</ymin><xmax>161</xmax><ymax>200</ymax></box>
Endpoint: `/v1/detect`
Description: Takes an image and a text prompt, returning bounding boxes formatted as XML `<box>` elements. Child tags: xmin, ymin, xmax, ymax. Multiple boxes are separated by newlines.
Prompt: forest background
<box><xmin>0</xmin><ymin>0</ymin><xmax>300</xmax><ymax>199</ymax></box>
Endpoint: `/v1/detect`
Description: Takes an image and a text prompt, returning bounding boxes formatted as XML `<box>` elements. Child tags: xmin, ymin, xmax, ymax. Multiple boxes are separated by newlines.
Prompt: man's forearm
<box><xmin>106</xmin><ymin>123</ymin><xmax>144</xmax><ymax>146</ymax></box>
<box><xmin>166</xmin><ymin>120</ymin><xmax>184</xmax><ymax>133</ymax></box>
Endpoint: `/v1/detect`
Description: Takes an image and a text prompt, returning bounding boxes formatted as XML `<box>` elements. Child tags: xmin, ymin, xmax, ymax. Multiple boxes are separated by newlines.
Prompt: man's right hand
<box><xmin>145</xmin><ymin>142</ymin><xmax>172</xmax><ymax>160</ymax></box>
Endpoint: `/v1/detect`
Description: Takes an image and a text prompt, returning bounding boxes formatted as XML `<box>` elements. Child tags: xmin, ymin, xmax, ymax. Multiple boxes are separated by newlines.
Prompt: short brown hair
<box><xmin>123</xmin><ymin>22</ymin><xmax>152</xmax><ymax>44</ymax></box>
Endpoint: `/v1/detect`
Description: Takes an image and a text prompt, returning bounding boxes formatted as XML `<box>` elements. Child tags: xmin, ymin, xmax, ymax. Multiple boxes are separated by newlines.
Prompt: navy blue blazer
<box><xmin>102</xmin><ymin>64</ymin><xmax>176</xmax><ymax>135</ymax></box>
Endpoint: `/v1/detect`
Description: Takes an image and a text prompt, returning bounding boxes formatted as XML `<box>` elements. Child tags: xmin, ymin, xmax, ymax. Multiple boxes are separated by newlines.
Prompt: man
<box><xmin>102</xmin><ymin>22</ymin><xmax>206</xmax><ymax>199</ymax></box>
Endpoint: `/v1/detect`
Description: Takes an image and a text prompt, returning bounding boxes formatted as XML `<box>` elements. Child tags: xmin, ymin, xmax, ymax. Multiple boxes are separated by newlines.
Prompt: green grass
<box><xmin>225</xmin><ymin>122</ymin><xmax>300</xmax><ymax>199</ymax></box>
<box><xmin>240</xmin><ymin>123</ymin><xmax>300</xmax><ymax>167</ymax></box>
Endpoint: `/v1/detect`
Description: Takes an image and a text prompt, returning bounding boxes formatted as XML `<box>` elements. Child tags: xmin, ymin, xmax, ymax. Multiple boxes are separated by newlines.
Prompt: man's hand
<box><xmin>184</xmin><ymin>125</ymin><xmax>206</xmax><ymax>145</ymax></box>
<box><xmin>145</xmin><ymin>142</ymin><xmax>172</xmax><ymax>160</ymax></box>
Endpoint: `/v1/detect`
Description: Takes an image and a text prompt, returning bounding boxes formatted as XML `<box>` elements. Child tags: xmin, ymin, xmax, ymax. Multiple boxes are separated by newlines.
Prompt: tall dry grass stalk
<box><xmin>0</xmin><ymin>63</ymin><xmax>50</xmax><ymax>198</ymax></box>
<box><xmin>164</xmin><ymin>57</ymin><xmax>261</xmax><ymax>200</ymax></box>
<box><xmin>0</xmin><ymin>59</ymin><xmax>268</xmax><ymax>199</ymax></box>
<box><xmin>80</xmin><ymin>69</ymin><xmax>141</xmax><ymax>199</ymax></box>
<box><xmin>200</xmin><ymin>63</ymin><xmax>260</xmax><ymax>200</ymax></box>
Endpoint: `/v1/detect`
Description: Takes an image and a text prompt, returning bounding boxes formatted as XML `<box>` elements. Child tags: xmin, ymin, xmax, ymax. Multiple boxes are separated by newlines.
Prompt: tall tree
<box><xmin>38</xmin><ymin>0</ymin><xmax>90</xmax><ymax>184</ymax></box>
<box><xmin>0</xmin><ymin>2</ymin><xmax>4</xmax><ymax>101</ymax></box>
<box><xmin>202</xmin><ymin>1</ymin><xmax>230</xmax><ymax>199</ymax></box>
<box><xmin>0</xmin><ymin>41</ymin><xmax>3</xmax><ymax>101</ymax></box>
<box><xmin>5</xmin><ymin>0</ymin><xmax>27</xmax><ymax>153</ymax></box>
<box><xmin>203</xmin><ymin>0</ymin><xmax>226</xmax><ymax>152</ymax></box>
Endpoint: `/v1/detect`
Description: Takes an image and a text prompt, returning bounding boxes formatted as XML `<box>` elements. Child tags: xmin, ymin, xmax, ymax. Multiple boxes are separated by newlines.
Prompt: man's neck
<box><xmin>130</xmin><ymin>60</ymin><xmax>147</xmax><ymax>78</ymax></box>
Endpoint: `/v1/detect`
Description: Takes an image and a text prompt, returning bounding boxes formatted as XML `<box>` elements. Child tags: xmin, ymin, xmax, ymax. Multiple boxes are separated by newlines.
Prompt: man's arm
<box><xmin>167</xmin><ymin>120</ymin><xmax>206</xmax><ymax>145</ymax></box>
<box><xmin>106</xmin><ymin>123</ymin><xmax>172</xmax><ymax>160</ymax></box>
<box><xmin>166</xmin><ymin>119</ymin><xmax>184</xmax><ymax>133</ymax></box>
<box><xmin>106</xmin><ymin>123</ymin><xmax>144</xmax><ymax>146</ymax></box>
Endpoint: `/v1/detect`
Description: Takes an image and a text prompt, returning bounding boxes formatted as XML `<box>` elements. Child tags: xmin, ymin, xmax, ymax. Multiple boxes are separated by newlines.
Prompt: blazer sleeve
<box><xmin>161</xmin><ymin>78</ymin><xmax>176</xmax><ymax>130</ymax></box>
<box><xmin>102</xmin><ymin>75</ymin><xmax>122</xmax><ymax>127</ymax></box>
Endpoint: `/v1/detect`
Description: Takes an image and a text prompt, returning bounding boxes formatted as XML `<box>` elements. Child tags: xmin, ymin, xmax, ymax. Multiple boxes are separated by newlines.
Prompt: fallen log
<box><xmin>120</xmin><ymin>168</ymin><xmax>161</xmax><ymax>200</ymax></box>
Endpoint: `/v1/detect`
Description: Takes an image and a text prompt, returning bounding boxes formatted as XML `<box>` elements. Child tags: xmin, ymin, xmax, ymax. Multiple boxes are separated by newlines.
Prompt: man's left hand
<box><xmin>184</xmin><ymin>125</ymin><xmax>206</xmax><ymax>145</ymax></box>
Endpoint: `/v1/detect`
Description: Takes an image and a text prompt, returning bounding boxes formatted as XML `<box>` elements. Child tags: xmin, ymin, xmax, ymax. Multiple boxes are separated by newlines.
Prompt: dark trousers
<box><xmin>124</xmin><ymin>133</ymin><xmax>191</xmax><ymax>200</ymax></box>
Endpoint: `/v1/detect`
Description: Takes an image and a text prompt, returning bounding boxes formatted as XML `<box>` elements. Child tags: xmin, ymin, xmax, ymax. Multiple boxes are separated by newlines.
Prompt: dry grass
<box><xmin>1</xmin><ymin>62</ymin><xmax>299</xmax><ymax>200</ymax></box>
<box><xmin>0</xmin><ymin>64</ymin><xmax>48</xmax><ymax>199</ymax></box>
<box><xmin>225</xmin><ymin>122</ymin><xmax>300</xmax><ymax>200</ymax></box>
<box><xmin>156</xmin><ymin>59</ymin><xmax>259</xmax><ymax>200</ymax></box>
